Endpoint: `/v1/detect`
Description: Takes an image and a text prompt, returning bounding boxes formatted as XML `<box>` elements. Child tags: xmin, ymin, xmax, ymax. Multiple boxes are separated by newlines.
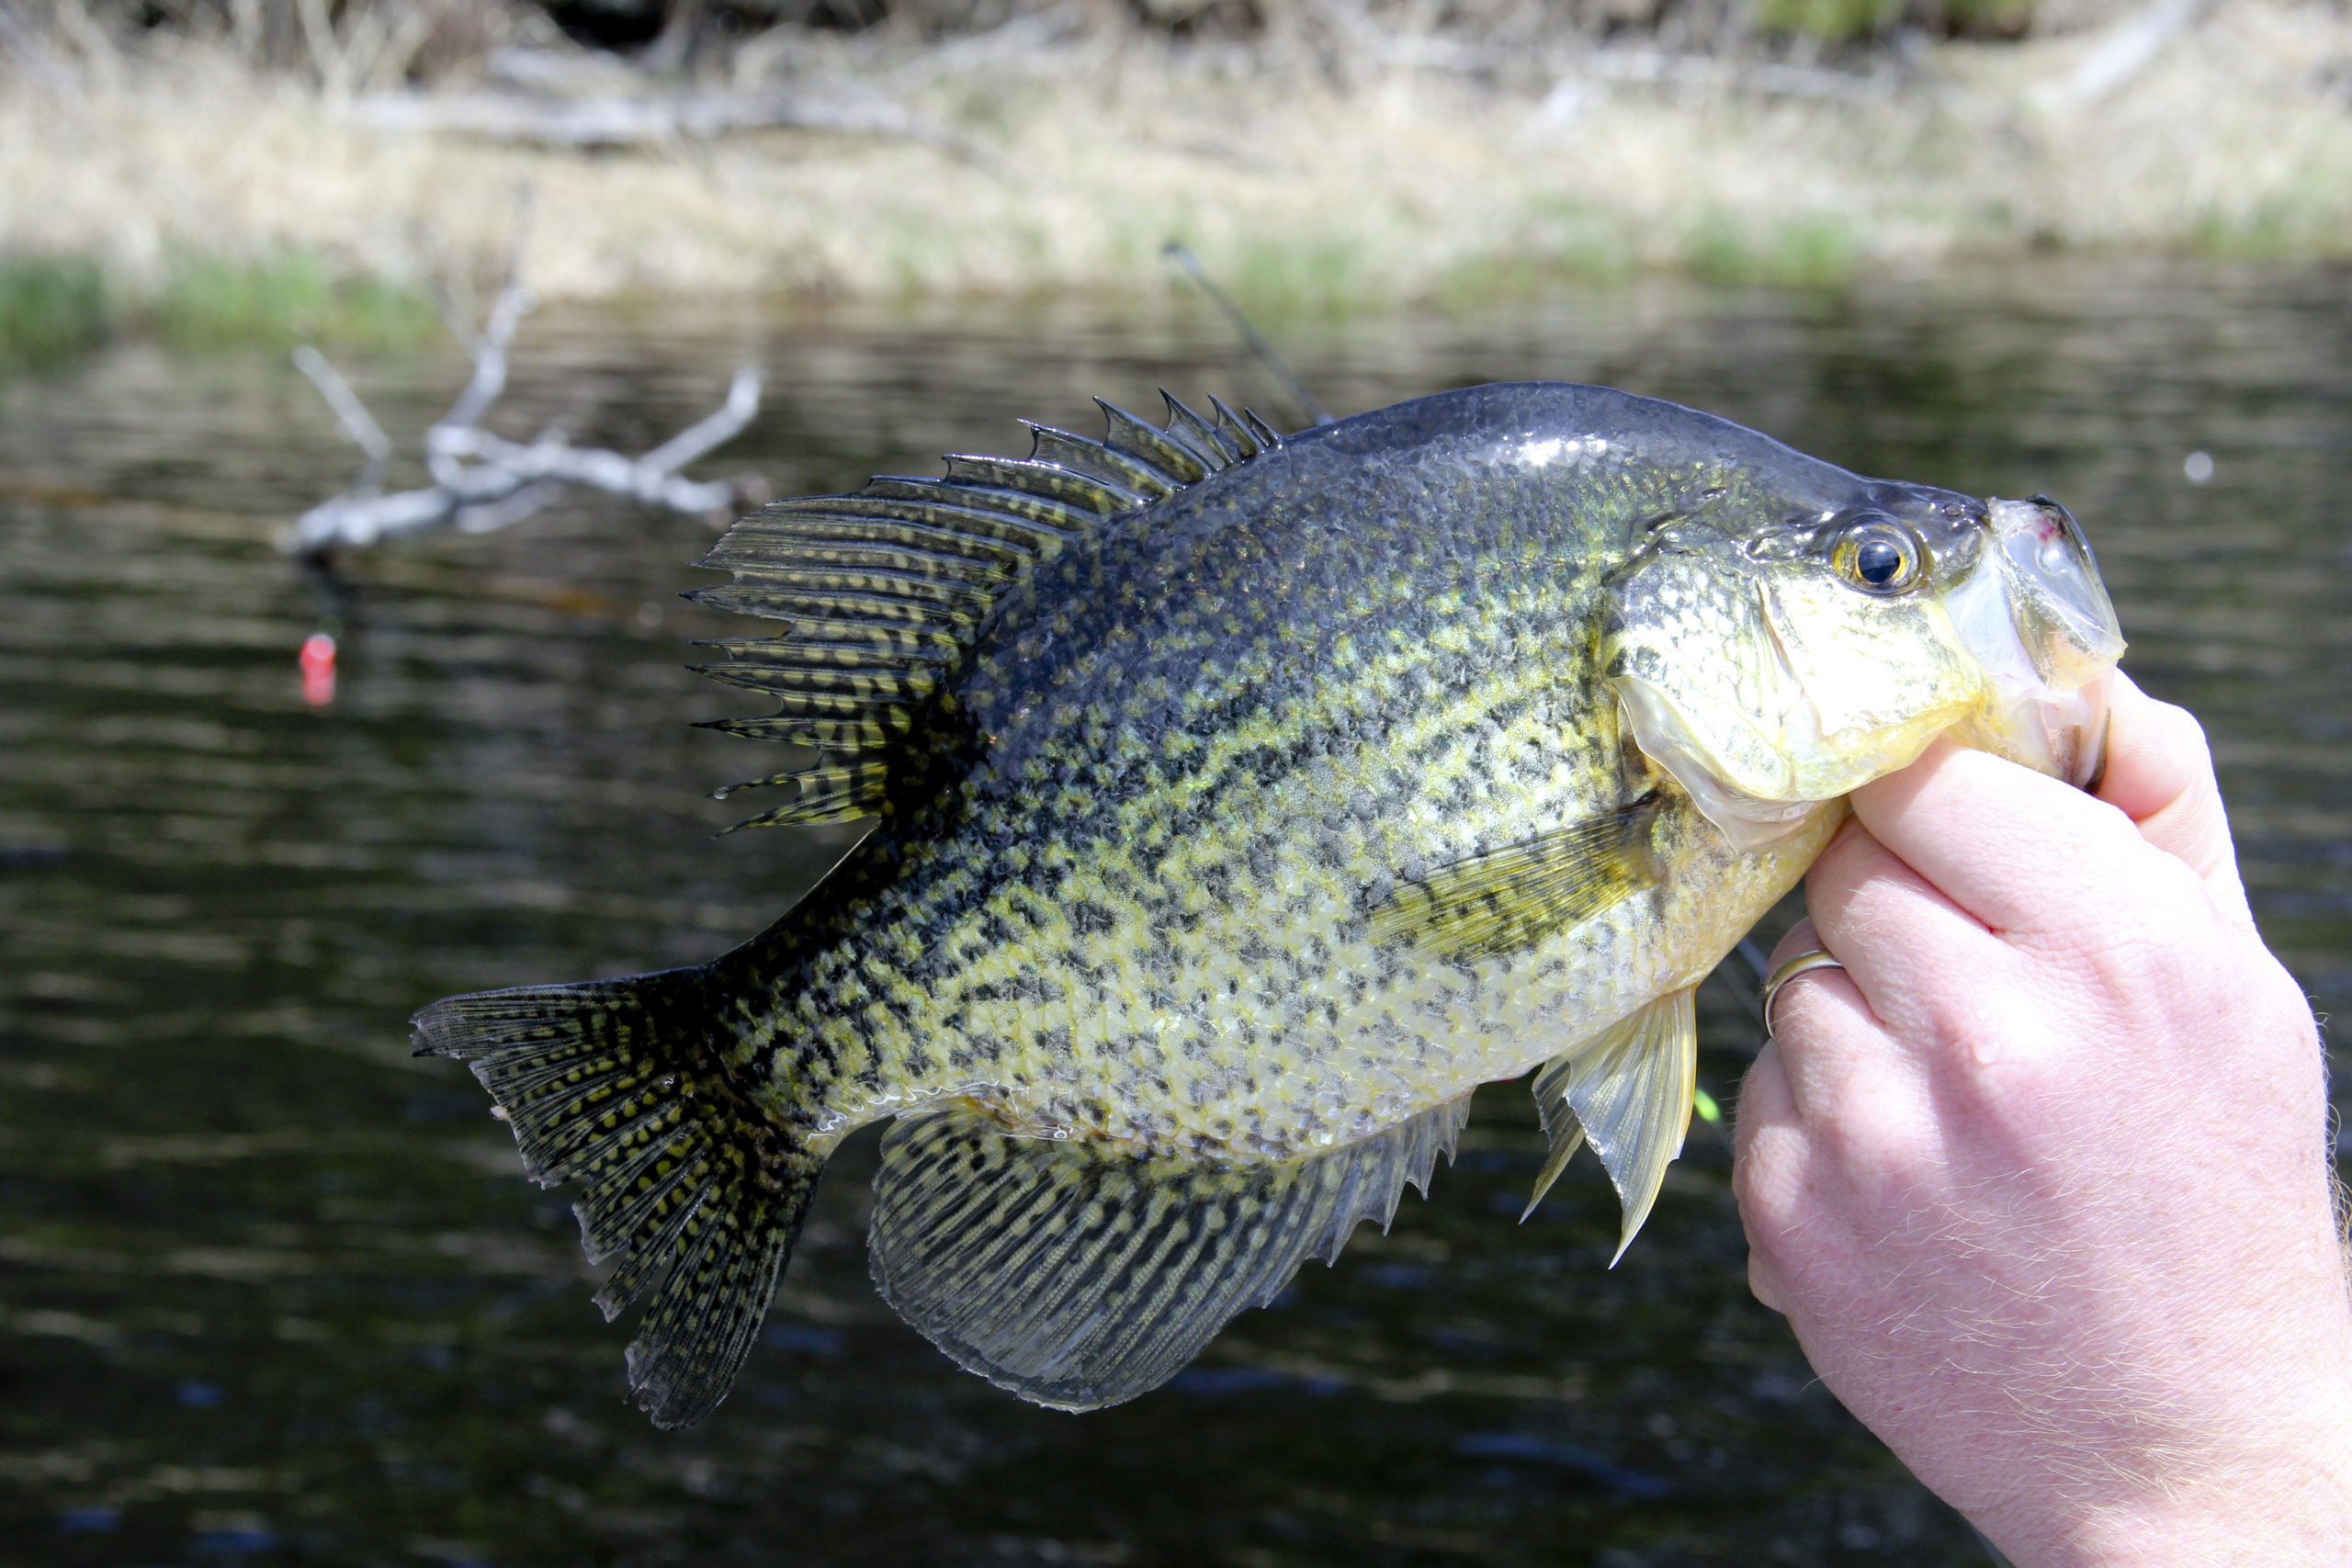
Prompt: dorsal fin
<box><xmin>689</xmin><ymin>392</ymin><xmax>1278</xmax><ymax>828</ymax></box>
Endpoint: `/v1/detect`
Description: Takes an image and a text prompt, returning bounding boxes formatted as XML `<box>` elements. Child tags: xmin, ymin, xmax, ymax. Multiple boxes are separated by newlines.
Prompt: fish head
<box><xmin>1602</xmin><ymin>485</ymin><xmax>2125</xmax><ymax>852</ymax></box>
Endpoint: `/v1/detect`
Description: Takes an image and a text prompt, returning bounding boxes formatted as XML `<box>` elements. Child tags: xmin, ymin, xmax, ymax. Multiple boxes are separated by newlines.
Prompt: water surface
<box><xmin>2</xmin><ymin>262</ymin><xmax>2346</xmax><ymax>1567</ymax></box>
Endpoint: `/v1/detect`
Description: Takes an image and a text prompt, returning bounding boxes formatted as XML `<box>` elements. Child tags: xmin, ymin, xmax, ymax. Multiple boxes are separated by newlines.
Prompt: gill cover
<box><xmin>1603</xmin><ymin>492</ymin><xmax>2124</xmax><ymax>852</ymax></box>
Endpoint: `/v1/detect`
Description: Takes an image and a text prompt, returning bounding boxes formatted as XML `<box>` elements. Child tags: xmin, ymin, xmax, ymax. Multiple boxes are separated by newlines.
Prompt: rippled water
<box><xmin>2</xmin><ymin>263</ymin><xmax>2346</xmax><ymax>1568</ymax></box>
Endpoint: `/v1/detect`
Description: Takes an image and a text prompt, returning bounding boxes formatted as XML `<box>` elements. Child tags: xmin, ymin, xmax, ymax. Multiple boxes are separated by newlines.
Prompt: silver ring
<box><xmin>1760</xmin><ymin>948</ymin><xmax>1847</xmax><ymax>1039</ymax></box>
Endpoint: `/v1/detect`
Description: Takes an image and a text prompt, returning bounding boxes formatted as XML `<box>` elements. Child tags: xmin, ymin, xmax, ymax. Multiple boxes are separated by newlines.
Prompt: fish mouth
<box><xmin>1941</xmin><ymin>496</ymin><xmax>2125</xmax><ymax>789</ymax></box>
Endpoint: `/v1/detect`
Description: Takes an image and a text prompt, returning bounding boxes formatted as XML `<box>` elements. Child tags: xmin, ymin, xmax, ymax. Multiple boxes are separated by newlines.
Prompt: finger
<box><xmin>1747</xmin><ymin>1248</ymin><xmax>1788</xmax><ymax>1314</ymax></box>
<box><xmin>1757</xmin><ymin>907</ymin><xmax>1909</xmax><ymax>1128</ymax></box>
<box><xmin>1731</xmin><ymin>1041</ymin><xmax>1793</xmax><ymax>1314</ymax></box>
<box><xmin>1799</xmin><ymin>816</ymin><xmax>2021</xmax><ymax>1041</ymax></box>
<box><xmin>1847</xmin><ymin>739</ymin><xmax>2175</xmax><ymax>939</ymax></box>
<box><xmin>2094</xmin><ymin>671</ymin><xmax>2253</xmax><ymax>929</ymax></box>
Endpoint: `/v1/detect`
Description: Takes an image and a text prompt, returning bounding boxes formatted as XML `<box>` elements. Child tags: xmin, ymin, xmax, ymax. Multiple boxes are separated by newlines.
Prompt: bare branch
<box><xmin>291</xmin><ymin>344</ymin><xmax>392</xmax><ymax>495</ymax></box>
<box><xmin>428</xmin><ymin>281</ymin><xmax>482</xmax><ymax>363</ymax></box>
<box><xmin>280</xmin><ymin>199</ymin><xmax>758</xmax><ymax>558</ymax></box>
<box><xmin>455</xmin><ymin>480</ymin><xmax>566</xmax><ymax>536</ymax></box>
<box><xmin>432</xmin><ymin>280</ymin><xmax>531</xmax><ymax>471</ymax></box>
<box><xmin>439</xmin><ymin>186</ymin><xmax>536</xmax><ymax>437</ymax></box>
<box><xmin>639</xmin><ymin>367</ymin><xmax>763</xmax><ymax>475</ymax></box>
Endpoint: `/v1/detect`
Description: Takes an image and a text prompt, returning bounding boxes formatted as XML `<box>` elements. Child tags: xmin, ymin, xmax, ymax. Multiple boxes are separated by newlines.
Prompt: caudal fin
<box><xmin>413</xmin><ymin>971</ymin><xmax>815</xmax><ymax>1427</ymax></box>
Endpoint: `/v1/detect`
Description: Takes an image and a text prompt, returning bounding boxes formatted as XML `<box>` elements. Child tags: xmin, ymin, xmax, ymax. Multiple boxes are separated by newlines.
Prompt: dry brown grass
<box><xmin>2</xmin><ymin>0</ymin><xmax>2349</xmax><ymax>320</ymax></box>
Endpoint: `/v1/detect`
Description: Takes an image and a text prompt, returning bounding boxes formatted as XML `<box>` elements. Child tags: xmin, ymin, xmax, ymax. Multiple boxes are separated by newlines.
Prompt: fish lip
<box><xmin>1984</xmin><ymin>496</ymin><xmax>2126</xmax><ymax>692</ymax></box>
<box><xmin>1944</xmin><ymin>497</ymin><xmax>2125</xmax><ymax>789</ymax></box>
<box><xmin>2025</xmin><ymin>492</ymin><xmax>2101</xmax><ymax>577</ymax></box>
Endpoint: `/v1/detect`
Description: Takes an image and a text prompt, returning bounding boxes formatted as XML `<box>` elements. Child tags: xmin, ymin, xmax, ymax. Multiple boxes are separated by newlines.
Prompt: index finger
<box><xmin>1845</xmin><ymin>673</ymin><xmax>2252</xmax><ymax>939</ymax></box>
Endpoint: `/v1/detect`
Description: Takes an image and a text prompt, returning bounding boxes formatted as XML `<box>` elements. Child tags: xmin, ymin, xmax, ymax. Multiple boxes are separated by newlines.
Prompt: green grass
<box><xmin>0</xmin><ymin>258</ymin><xmax>108</xmax><ymax>370</ymax></box>
<box><xmin>1755</xmin><ymin>0</ymin><xmax>2030</xmax><ymax>40</ymax></box>
<box><xmin>1223</xmin><ymin>238</ymin><xmax>1368</xmax><ymax>321</ymax></box>
<box><xmin>153</xmin><ymin>252</ymin><xmax>435</xmax><ymax>350</ymax></box>
<box><xmin>1432</xmin><ymin>202</ymin><xmax>1638</xmax><ymax>306</ymax></box>
<box><xmin>2</xmin><ymin>249</ymin><xmax>436</xmax><ymax>374</ymax></box>
<box><xmin>1688</xmin><ymin>210</ymin><xmax>1861</xmax><ymax>288</ymax></box>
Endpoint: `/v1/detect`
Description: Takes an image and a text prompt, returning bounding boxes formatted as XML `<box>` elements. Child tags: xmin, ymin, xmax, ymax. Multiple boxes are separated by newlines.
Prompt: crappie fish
<box><xmin>415</xmin><ymin>382</ymin><xmax>2124</xmax><ymax>1427</ymax></box>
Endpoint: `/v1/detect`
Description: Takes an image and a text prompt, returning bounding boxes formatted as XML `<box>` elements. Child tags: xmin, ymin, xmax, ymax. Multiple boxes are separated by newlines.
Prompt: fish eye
<box><xmin>1832</xmin><ymin>513</ymin><xmax>1922</xmax><ymax>595</ymax></box>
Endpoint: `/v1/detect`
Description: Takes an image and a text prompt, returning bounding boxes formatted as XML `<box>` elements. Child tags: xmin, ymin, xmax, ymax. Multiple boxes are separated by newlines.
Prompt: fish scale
<box><xmin>416</xmin><ymin>380</ymin><xmax>2123</xmax><ymax>1427</ymax></box>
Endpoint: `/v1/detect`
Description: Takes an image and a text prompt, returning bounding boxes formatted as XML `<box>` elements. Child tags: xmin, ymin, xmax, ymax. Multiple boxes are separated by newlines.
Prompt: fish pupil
<box><xmin>1856</xmin><ymin>536</ymin><xmax>1905</xmax><ymax>586</ymax></box>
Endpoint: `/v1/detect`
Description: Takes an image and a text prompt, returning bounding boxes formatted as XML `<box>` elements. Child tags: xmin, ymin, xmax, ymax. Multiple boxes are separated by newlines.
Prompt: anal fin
<box><xmin>868</xmin><ymin>1098</ymin><xmax>1470</xmax><ymax>1411</ymax></box>
<box><xmin>1522</xmin><ymin>987</ymin><xmax>1697</xmax><ymax>1266</ymax></box>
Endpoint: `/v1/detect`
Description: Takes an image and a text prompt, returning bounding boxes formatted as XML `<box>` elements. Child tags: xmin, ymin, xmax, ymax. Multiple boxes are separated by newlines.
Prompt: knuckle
<box><xmin>2158</xmin><ymin>699</ymin><xmax>2214</xmax><ymax>763</ymax></box>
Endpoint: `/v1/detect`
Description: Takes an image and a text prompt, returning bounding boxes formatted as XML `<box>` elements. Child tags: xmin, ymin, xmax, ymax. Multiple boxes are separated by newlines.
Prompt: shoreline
<box><xmin>2</xmin><ymin>1</ymin><xmax>2349</xmax><ymax>354</ymax></box>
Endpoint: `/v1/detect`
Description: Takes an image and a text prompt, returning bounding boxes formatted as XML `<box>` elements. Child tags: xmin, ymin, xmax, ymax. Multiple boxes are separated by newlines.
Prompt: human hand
<box><xmin>1732</xmin><ymin>672</ymin><xmax>2352</xmax><ymax>1566</ymax></box>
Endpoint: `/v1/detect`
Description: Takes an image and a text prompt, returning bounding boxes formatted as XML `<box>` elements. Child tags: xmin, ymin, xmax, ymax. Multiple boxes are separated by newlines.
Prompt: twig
<box><xmin>282</xmin><ymin>194</ymin><xmax>762</xmax><ymax>557</ymax></box>
<box><xmin>290</xmin><ymin>345</ymin><xmax>391</xmax><ymax>496</ymax></box>
<box><xmin>428</xmin><ymin>281</ymin><xmax>482</xmax><ymax>362</ymax></box>
<box><xmin>1163</xmin><ymin>242</ymin><xmax>1334</xmax><ymax>428</ymax></box>
<box><xmin>639</xmin><ymin>370</ymin><xmax>764</xmax><ymax>474</ymax></box>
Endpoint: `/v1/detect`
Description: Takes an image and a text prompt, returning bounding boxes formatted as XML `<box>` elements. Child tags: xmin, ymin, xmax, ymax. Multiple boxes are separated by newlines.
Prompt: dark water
<box><xmin>2</xmin><ymin>263</ymin><xmax>2346</xmax><ymax>1568</ymax></box>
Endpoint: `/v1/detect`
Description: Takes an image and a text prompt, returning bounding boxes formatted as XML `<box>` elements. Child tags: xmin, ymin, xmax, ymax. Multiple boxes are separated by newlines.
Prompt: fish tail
<box><xmin>412</xmin><ymin>969</ymin><xmax>814</xmax><ymax>1427</ymax></box>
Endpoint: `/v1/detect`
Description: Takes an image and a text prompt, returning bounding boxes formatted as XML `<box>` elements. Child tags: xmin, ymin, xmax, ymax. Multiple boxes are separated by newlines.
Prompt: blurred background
<box><xmin>2</xmin><ymin>3</ymin><xmax>2349</xmax><ymax>1566</ymax></box>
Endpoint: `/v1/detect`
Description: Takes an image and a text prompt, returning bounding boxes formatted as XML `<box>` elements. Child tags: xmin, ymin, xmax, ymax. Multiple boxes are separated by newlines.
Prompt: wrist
<box><xmin>1978</xmin><ymin>1405</ymin><xmax>2352</xmax><ymax>1568</ymax></box>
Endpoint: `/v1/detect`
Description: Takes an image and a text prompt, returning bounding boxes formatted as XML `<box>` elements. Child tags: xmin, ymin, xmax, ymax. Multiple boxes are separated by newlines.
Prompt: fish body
<box><xmin>743</xmin><ymin>386</ymin><xmax>1838</xmax><ymax>1160</ymax></box>
<box><xmin>416</xmin><ymin>382</ymin><xmax>2122</xmax><ymax>1427</ymax></box>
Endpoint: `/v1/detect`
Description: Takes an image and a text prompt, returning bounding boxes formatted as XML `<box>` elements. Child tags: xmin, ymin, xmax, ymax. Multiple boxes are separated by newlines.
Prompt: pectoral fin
<box><xmin>1367</xmin><ymin>794</ymin><xmax>1664</xmax><ymax>961</ymax></box>
<box><xmin>1522</xmin><ymin>987</ymin><xmax>1698</xmax><ymax>1265</ymax></box>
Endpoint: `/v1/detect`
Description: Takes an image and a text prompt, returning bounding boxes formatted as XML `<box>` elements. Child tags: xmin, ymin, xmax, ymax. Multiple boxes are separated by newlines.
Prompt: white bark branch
<box><xmin>290</xmin><ymin>344</ymin><xmax>392</xmax><ymax>496</ymax></box>
<box><xmin>282</xmin><ymin>197</ymin><xmax>761</xmax><ymax>557</ymax></box>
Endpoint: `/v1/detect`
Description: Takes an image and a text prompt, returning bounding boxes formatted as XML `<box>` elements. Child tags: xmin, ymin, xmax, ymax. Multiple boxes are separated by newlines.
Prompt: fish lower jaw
<box><xmin>1946</xmin><ymin>672</ymin><xmax>2114</xmax><ymax>789</ymax></box>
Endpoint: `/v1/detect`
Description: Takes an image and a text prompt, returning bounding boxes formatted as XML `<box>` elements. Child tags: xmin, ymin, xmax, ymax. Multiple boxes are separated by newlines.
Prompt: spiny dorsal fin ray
<box><xmin>1208</xmin><ymin>395</ymin><xmax>1264</xmax><ymax>458</ymax></box>
<box><xmin>1097</xmin><ymin>398</ymin><xmax>1210</xmax><ymax>484</ymax></box>
<box><xmin>1159</xmin><ymin>390</ymin><xmax>1240</xmax><ymax>468</ymax></box>
<box><xmin>1367</xmin><ymin>793</ymin><xmax>1666</xmax><ymax>960</ymax></box>
<box><xmin>694</xmin><ymin>395</ymin><xmax>1281</xmax><ymax>830</ymax></box>
<box><xmin>868</xmin><ymin>1097</ymin><xmax>1468</xmax><ymax>1411</ymax></box>
<box><xmin>1522</xmin><ymin>987</ymin><xmax>1698</xmax><ymax>1264</ymax></box>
